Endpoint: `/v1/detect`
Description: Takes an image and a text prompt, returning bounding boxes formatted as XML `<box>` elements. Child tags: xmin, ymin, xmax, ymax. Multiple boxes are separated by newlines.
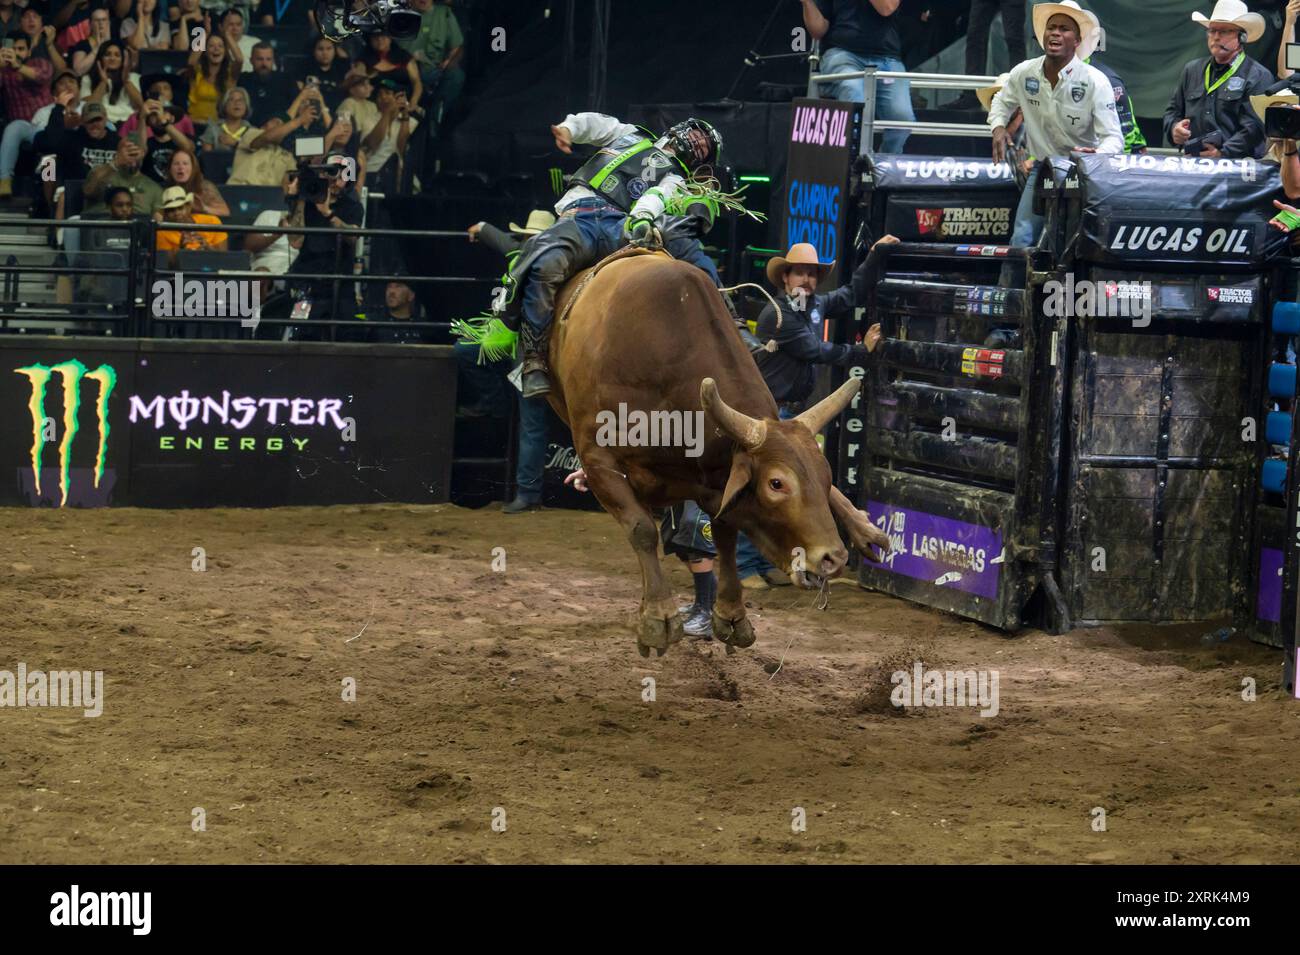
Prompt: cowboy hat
<box><xmin>509</xmin><ymin>209</ymin><xmax>556</xmax><ymax>236</ymax></box>
<box><xmin>1192</xmin><ymin>0</ymin><xmax>1265</xmax><ymax>43</ymax></box>
<box><xmin>1031</xmin><ymin>1</ymin><xmax>1098</xmax><ymax>52</ymax></box>
<box><xmin>160</xmin><ymin>186</ymin><xmax>193</xmax><ymax>210</ymax></box>
<box><xmin>977</xmin><ymin>72</ymin><xmax>1011</xmax><ymax>112</ymax></box>
<box><xmin>1251</xmin><ymin>91</ymin><xmax>1298</xmax><ymax>119</ymax></box>
<box><xmin>766</xmin><ymin>242</ymin><xmax>833</xmax><ymax>287</ymax></box>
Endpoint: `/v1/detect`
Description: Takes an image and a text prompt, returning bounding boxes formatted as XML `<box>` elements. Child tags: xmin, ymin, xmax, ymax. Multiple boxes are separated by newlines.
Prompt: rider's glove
<box><xmin>625</xmin><ymin>217</ymin><xmax>662</xmax><ymax>250</ymax></box>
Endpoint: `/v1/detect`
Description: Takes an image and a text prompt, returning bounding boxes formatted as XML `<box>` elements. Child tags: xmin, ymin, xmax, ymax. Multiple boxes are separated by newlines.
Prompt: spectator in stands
<box><xmin>243</xmin><ymin>166</ymin><xmax>301</xmax><ymax>280</ymax></box>
<box><xmin>361</xmin><ymin>74</ymin><xmax>417</xmax><ymax>193</ymax></box>
<box><xmin>336</xmin><ymin>69</ymin><xmax>376</xmax><ymax>136</ymax></box>
<box><xmin>0</xmin><ymin>0</ymin><xmax>21</xmax><ymax>37</ymax></box>
<box><xmin>38</xmin><ymin>88</ymin><xmax>117</xmax><ymax>182</ymax></box>
<box><xmin>803</xmin><ymin>0</ymin><xmax>914</xmax><ymax>154</ymax></box>
<box><xmin>17</xmin><ymin>8</ymin><xmax>70</xmax><ymax>76</ymax></box>
<box><xmin>69</xmin><ymin>5</ymin><xmax>115</xmax><ymax>77</ymax></box>
<box><xmin>243</xmin><ymin>41</ymin><xmax>300</xmax><ymax>126</ymax></box>
<box><xmin>51</xmin><ymin>0</ymin><xmax>108</xmax><ymax>55</ymax></box>
<box><xmin>220</xmin><ymin>7</ymin><xmax>260</xmax><ymax>72</ymax></box>
<box><xmin>228</xmin><ymin>109</ymin><xmax>297</xmax><ymax>184</ymax></box>
<box><xmin>79</xmin><ymin>184</ymin><xmax>137</xmax><ymax>303</ymax></box>
<box><xmin>0</xmin><ymin>68</ymin><xmax>79</xmax><ymax>199</ymax></box>
<box><xmin>1164</xmin><ymin>0</ymin><xmax>1272</xmax><ymax>159</ymax></box>
<box><xmin>123</xmin><ymin>0</ymin><xmax>172</xmax><ymax>51</ymax></box>
<box><xmin>163</xmin><ymin>145</ymin><xmax>228</xmax><ymax>215</ymax></box>
<box><xmin>81</xmin><ymin>41</ymin><xmax>142</xmax><ymax>124</ymax></box>
<box><xmin>0</xmin><ymin>35</ymin><xmax>55</xmax><ymax>152</ymax></box>
<box><xmin>1280</xmin><ymin>0</ymin><xmax>1300</xmax><ymax>81</ymax></box>
<box><xmin>295</xmin><ymin>36</ymin><xmax>349</xmax><ymax>110</ymax></box>
<box><xmin>83</xmin><ymin>132</ymin><xmax>161</xmax><ymax>214</ymax></box>
<box><xmin>956</xmin><ymin>0</ymin><xmax>1026</xmax><ymax>108</ymax></box>
<box><xmin>358</xmin><ymin>32</ymin><xmax>420</xmax><ymax>106</ymax></box>
<box><xmin>988</xmin><ymin>1</ymin><xmax>1120</xmax><ymax>285</ymax></box>
<box><xmin>134</xmin><ymin>98</ymin><xmax>195</xmax><ymax>182</ymax></box>
<box><xmin>362</xmin><ymin>280</ymin><xmax>431</xmax><ymax>343</ymax></box>
<box><xmin>399</xmin><ymin>0</ymin><xmax>463</xmax><ymax>122</ymax></box>
<box><xmin>155</xmin><ymin>184</ymin><xmax>227</xmax><ymax>263</ymax></box>
<box><xmin>171</xmin><ymin>0</ymin><xmax>203</xmax><ymax>52</ymax></box>
<box><xmin>199</xmin><ymin>85</ymin><xmax>252</xmax><ymax>152</ymax></box>
<box><xmin>118</xmin><ymin>73</ymin><xmax>193</xmax><ymax>141</ymax></box>
<box><xmin>184</xmin><ymin>30</ymin><xmax>239</xmax><ymax>125</ymax></box>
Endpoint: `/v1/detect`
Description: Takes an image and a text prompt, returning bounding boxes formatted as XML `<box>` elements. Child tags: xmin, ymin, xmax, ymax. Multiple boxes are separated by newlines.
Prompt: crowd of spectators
<box><xmin>0</xmin><ymin>0</ymin><xmax>468</xmax><ymax>334</ymax></box>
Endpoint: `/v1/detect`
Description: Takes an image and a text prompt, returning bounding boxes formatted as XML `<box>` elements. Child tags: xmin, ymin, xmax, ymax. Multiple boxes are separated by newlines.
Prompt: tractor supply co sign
<box><xmin>3</xmin><ymin>339</ymin><xmax>455</xmax><ymax>508</ymax></box>
<box><xmin>784</xmin><ymin>99</ymin><xmax>856</xmax><ymax>288</ymax></box>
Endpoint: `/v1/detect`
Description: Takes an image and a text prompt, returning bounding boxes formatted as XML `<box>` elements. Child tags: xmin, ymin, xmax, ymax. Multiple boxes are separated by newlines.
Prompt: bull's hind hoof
<box><xmin>637</xmin><ymin>613</ymin><xmax>684</xmax><ymax>657</ymax></box>
<box><xmin>712</xmin><ymin>613</ymin><xmax>755</xmax><ymax>649</ymax></box>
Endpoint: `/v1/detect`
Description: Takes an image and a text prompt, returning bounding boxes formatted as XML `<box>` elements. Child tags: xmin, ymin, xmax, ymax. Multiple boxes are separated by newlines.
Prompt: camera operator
<box><xmin>286</xmin><ymin>150</ymin><xmax>362</xmax><ymax>323</ymax></box>
<box><xmin>362</xmin><ymin>74</ymin><xmax>418</xmax><ymax>193</ymax></box>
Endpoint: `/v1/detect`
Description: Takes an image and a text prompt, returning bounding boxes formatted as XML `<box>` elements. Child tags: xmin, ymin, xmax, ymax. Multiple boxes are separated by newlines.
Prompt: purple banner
<box><xmin>1257</xmin><ymin>547</ymin><xmax>1283</xmax><ymax>624</ymax></box>
<box><xmin>867</xmin><ymin>501</ymin><xmax>1003</xmax><ymax>600</ymax></box>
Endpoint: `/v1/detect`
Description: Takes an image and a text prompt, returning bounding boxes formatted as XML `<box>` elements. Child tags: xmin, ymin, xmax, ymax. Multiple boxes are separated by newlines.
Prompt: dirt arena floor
<box><xmin>2</xmin><ymin>502</ymin><xmax>1298</xmax><ymax>864</ymax></box>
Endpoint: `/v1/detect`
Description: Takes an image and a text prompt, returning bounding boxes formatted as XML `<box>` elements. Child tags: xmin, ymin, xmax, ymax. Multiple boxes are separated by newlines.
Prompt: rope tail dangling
<box><xmin>680</xmin><ymin>176</ymin><xmax>768</xmax><ymax>223</ymax></box>
<box><xmin>451</xmin><ymin>314</ymin><xmax>519</xmax><ymax>364</ymax></box>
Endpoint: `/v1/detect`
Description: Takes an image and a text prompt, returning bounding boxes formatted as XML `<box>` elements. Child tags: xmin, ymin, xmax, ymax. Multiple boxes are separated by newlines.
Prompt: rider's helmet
<box><xmin>658</xmin><ymin>118</ymin><xmax>722</xmax><ymax>172</ymax></box>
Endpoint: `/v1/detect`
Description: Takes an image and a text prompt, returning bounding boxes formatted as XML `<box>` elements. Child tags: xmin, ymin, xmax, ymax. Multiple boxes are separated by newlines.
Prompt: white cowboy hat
<box><xmin>508</xmin><ymin>209</ymin><xmax>556</xmax><ymax>236</ymax></box>
<box><xmin>1191</xmin><ymin>0</ymin><xmax>1265</xmax><ymax>44</ymax></box>
<box><xmin>977</xmin><ymin>72</ymin><xmax>1012</xmax><ymax>112</ymax></box>
<box><xmin>1032</xmin><ymin>1</ymin><xmax>1098</xmax><ymax>53</ymax></box>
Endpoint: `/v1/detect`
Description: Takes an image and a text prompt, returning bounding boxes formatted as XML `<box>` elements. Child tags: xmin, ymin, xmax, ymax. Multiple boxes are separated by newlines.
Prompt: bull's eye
<box><xmin>769</xmin><ymin>478</ymin><xmax>784</xmax><ymax>491</ymax></box>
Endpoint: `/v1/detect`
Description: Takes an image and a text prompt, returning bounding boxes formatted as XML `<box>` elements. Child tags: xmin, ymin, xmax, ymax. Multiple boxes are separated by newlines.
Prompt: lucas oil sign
<box><xmin>783</xmin><ymin>98</ymin><xmax>856</xmax><ymax>287</ymax></box>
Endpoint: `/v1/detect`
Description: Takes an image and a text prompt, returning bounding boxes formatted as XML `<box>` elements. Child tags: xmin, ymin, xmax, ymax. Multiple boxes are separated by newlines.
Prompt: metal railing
<box><xmin>808</xmin><ymin>65</ymin><xmax>1002</xmax><ymax>156</ymax></box>
<box><xmin>0</xmin><ymin>217</ymin><xmax>496</xmax><ymax>341</ymax></box>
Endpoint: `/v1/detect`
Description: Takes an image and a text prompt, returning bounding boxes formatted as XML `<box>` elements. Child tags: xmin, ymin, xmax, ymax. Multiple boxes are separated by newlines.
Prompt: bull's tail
<box><xmin>452</xmin><ymin>314</ymin><xmax>518</xmax><ymax>364</ymax></box>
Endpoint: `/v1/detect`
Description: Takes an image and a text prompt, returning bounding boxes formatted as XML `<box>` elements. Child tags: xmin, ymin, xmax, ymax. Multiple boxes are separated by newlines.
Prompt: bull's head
<box><xmin>700</xmin><ymin>377</ymin><xmax>860</xmax><ymax>582</ymax></box>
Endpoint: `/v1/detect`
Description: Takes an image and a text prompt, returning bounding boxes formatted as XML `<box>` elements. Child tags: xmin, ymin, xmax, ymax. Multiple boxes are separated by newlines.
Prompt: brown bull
<box><xmin>547</xmin><ymin>250</ymin><xmax>890</xmax><ymax>657</ymax></box>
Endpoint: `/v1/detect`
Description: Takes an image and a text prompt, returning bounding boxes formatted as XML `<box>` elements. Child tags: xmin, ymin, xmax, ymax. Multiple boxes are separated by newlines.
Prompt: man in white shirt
<box><xmin>987</xmin><ymin>1</ymin><xmax>1122</xmax><ymax>282</ymax></box>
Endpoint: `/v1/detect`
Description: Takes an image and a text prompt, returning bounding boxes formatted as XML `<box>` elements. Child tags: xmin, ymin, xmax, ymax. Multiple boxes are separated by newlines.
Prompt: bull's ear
<box><xmin>715</xmin><ymin>452</ymin><xmax>754</xmax><ymax>519</ymax></box>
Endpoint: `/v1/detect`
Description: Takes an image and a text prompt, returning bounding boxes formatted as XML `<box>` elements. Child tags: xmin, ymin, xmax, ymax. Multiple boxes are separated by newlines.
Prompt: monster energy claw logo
<box><xmin>14</xmin><ymin>360</ymin><xmax>116</xmax><ymax>506</ymax></box>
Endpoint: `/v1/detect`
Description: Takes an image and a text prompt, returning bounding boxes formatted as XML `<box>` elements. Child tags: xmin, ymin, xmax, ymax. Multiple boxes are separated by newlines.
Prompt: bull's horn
<box><xmin>794</xmin><ymin>377</ymin><xmax>862</xmax><ymax>435</ymax></box>
<box><xmin>700</xmin><ymin>377</ymin><xmax>767</xmax><ymax>451</ymax></box>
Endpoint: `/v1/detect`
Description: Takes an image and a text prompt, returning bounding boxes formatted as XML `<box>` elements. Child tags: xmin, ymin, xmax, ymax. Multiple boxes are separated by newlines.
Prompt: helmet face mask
<box><xmin>661</xmin><ymin>118</ymin><xmax>722</xmax><ymax>172</ymax></box>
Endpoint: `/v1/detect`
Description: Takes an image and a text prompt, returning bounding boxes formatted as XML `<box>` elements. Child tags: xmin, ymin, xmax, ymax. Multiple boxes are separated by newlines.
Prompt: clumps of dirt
<box><xmin>851</xmin><ymin>646</ymin><xmax>942</xmax><ymax>717</ymax></box>
<box><xmin>397</xmin><ymin>770</ymin><xmax>474</xmax><ymax>807</ymax></box>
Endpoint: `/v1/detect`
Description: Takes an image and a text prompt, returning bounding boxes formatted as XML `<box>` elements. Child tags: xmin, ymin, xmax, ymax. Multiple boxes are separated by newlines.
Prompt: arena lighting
<box><xmin>314</xmin><ymin>0</ymin><xmax>421</xmax><ymax>42</ymax></box>
<box><xmin>738</xmin><ymin>174</ymin><xmax>771</xmax><ymax>183</ymax></box>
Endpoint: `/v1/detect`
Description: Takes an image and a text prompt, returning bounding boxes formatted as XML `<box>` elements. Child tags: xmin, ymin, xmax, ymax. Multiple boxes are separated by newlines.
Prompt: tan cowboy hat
<box><xmin>160</xmin><ymin>186</ymin><xmax>193</xmax><ymax>211</ymax></box>
<box><xmin>977</xmin><ymin>72</ymin><xmax>1011</xmax><ymax>112</ymax></box>
<box><xmin>508</xmin><ymin>209</ymin><xmax>556</xmax><ymax>236</ymax></box>
<box><xmin>1192</xmin><ymin>0</ymin><xmax>1265</xmax><ymax>43</ymax></box>
<box><xmin>1251</xmin><ymin>91</ymin><xmax>1299</xmax><ymax>119</ymax></box>
<box><xmin>1032</xmin><ymin>1</ymin><xmax>1099</xmax><ymax>52</ymax></box>
<box><xmin>766</xmin><ymin>242</ymin><xmax>833</xmax><ymax>287</ymax></box>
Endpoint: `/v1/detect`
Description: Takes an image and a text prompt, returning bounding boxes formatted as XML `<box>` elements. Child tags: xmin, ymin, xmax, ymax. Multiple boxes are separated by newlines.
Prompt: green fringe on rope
<box><xmin>451</xmin><ymin>315</ymin><xmax>519</xmax><ymax>364</ymax></box>
<box><xmin>675</xmin><ymin>177</ymin><xmax>768</xmax><ymax>223</ymax></box>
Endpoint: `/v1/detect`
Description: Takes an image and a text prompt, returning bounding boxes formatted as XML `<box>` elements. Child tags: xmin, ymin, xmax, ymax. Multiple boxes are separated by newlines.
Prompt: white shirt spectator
<box><xmin>987</xmin><ymin>55</ymin><xmax>1123</xmax><ymax>159</ymax></box>
<box><xmin>250</xmin><ymin>207</ymin><xmax>298</xmax><ymax>273</ymax></box>
<box><xmin>79</xmin><ymin>73</ymin><xmax>143</xmax><ymax>125</ymax></box>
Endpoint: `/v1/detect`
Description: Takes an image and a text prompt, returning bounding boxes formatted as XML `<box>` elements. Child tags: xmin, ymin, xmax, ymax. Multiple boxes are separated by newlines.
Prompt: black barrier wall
<box><xmin>2</xmin><ymin>337</ymin><xmax>457</xmax><ymax>508</ymax></box>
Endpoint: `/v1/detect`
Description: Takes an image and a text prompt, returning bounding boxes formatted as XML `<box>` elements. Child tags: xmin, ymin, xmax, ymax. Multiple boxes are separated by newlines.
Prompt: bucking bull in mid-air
<box><xmin>548</xmin><ymin>248</ymin><xmax>891</xmax><ymax>657</ymax></box>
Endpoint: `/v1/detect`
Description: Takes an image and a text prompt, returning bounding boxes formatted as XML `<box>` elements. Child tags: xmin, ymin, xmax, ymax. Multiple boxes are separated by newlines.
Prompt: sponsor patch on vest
<box><xmin>1071</xmin><ymin>84</ymin><xmax>1085</xmax><ymax>103</ymax></box>
<box><xmin>1227</xmin><ymin>76</ymin><xmax>1244</xmax><ymax>92</ymax></box>
<box><xmin>810</xmin><ymin>307</ymin><xmax>821</xmax><ymax>325</ymax></box>
<box><xmin>628</xmin><ymin>177</ymin><xmax>647</xmax><ymax>199</ymax></box>
<box><xmin>1025</xmin><ymin>77</ymin><xmax>1040</xmax><ymax>94</ymax></box>
<box><xmin>600</xmin><ymin>174</ymin><xmax>620</xmax><ymax>195</ymax></box>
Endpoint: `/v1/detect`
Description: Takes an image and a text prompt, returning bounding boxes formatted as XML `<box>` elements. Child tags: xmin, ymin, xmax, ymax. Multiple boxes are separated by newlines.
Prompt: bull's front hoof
<box><xmin>712</xmin><ymin>613</ymin><xmax>755</xmax><ymax>649</ymax></box>
<box><xmin>637</xmin><ymin>613</ymin><xmax>684</xmax><ymax>657</ymax></box>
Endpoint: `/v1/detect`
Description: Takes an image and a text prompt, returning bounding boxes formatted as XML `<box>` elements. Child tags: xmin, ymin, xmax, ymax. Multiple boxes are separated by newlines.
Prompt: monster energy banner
<box><xmin>1076</xmin><ymin>152</ymin><xmax>1289</xmax><ymax>267</ymax></box>
<box><xmin>2</xmin><ymin>337</ymin><xmax>456</xmax><ymax>508</ymax></box>
<box><xmin>868</xmin><ymin>155</ymin><xmax>1019</xmax><ymax>245</ymax></box>
<box><xmin>784</xmin><ymin>98</ymin><xmax>858</xmax><ymax>288</ymax></box>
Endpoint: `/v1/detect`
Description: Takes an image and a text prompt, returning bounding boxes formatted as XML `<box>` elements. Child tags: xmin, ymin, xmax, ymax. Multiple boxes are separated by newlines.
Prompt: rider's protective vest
<box><xmin>566</xmin><ymin>136</ymin><xmax>689</xmax><ymax>213</ymax></box>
